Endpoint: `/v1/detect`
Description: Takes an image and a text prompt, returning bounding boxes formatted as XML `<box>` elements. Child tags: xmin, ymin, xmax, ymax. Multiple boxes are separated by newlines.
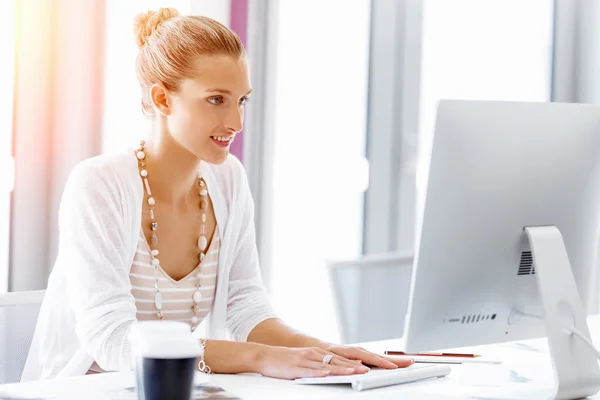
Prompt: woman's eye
<box><xmin>239</xmin><ymin>96</ymin><xmax>251</xmax><ymax>106</ymax></box>
<box><xmin>208</xmin><ymin>96</ymin><xmax>223</xmax><ymax>105</ymax></box>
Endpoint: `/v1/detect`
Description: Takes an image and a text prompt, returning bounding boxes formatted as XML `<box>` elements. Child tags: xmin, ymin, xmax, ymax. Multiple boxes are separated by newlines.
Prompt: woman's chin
<box><xmin>201</xmin><ymin>151</ymin><xmax>230</xmax><ymax>165</ymax></box>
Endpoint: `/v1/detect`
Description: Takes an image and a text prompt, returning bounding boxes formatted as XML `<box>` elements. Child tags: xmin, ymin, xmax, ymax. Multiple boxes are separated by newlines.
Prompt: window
<box><xmin>417</xmin><ymin>0</ymin><xmax>554</xmax><ymax>194</ymax></box>
<box><xmin>102</xmin><ymin>1</ymin><xmax>192</xmax><ymax>153</ymax></box>
<box><xmin>102</xmin><ymin>1</ymin><xmax>232</xmax><ymax>153</ymax></box>
<box><xmin>269</xmin><ymin>0</ymin><xmax>371</xmax><ymax>342</ymax></box>
<box><xmin>0</xmin><ymin>0</ymin><xmax>16</xmax><ymax>292</ymax></box>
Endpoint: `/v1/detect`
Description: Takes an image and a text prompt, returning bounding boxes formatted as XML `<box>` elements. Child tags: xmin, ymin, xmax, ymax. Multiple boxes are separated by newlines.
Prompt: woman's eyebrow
<box><xmin>206</xmin><ymin>88</ymin><xmax>231</xmax><ymax>94</ymax></box>
<box><xmin>205</xmin><ymin>88</ymin><xmax>253</xmax><ymax>95</ymax></box>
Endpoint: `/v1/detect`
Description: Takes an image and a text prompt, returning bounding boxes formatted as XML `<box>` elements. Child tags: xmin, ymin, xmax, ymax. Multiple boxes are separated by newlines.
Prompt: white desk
<box><xmin>3</xmin><ymin>316</ymin><xmax>600</xmax><ymax>400</ymax></box>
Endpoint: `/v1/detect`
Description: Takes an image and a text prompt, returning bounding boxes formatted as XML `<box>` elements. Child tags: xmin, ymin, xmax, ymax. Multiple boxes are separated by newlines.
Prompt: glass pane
<box><xmin>102</xmin><ymin>0</ymin><xmax>192</xmax><ymax>153</ymax></box>
<box><xmin>417</xmin><ymin>0</ymin><xmax>554</xmax><ymax>196</ymax></box>
<box><xmin>269</xmin><ymin>0</ymin><xmax>371</xmax><ymax>342</ymax></box>
<box><xmin>0</xmin><ymin>0</ymin><xmax>16</xmax><ymax>293</ymax></box>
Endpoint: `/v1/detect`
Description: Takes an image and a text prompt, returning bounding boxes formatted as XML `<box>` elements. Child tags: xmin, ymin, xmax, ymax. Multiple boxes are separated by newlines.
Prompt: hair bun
<box><xmin>134</xmin><ymin>8</ymin><xmax>181</xmax><ymax>49</ymax></box>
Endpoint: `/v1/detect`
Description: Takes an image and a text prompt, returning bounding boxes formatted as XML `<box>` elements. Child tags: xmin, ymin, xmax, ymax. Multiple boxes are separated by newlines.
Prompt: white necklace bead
<box><xmin>197</xmin><ymin>236</ymin><xmax>208</xmax><ymax>251</ymax></box>
<box><xmin>154</xmin><ymin>292</ymin><xmax>164</xmax><ymax>310</ymax></box>
<box><xmin>193</xmin><ymin>291</ymin><xmax>203</xmax><ymax>303</ymax></box>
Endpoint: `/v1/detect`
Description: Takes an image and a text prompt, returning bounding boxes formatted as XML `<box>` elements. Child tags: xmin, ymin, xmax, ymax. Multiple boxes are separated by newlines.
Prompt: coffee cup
<box><xmin>131</xmin><ymin>321</ymin><xmax>201</xmax><ymax>400</ymax></box>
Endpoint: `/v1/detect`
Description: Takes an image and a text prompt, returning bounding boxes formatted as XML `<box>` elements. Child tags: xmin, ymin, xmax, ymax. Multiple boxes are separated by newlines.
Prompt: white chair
<box><xmin>327</xmin><ymin>252</ymin><xmax>413</xmax><ymax>344</ymax></box>
<box><xmin>0</xmin><ymin>290</ymin><xmax>45</xmax><ymax>384</ymax></box>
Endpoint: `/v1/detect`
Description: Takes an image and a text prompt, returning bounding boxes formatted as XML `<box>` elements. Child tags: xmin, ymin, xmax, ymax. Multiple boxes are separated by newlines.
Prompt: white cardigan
<box><xmin>21</xmin><ymin>151</ymin><xmax>276</xmax><ymax>381</ymax></box>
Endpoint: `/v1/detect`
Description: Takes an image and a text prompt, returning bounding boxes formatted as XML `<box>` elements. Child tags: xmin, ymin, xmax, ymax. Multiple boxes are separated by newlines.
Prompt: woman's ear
<box><xmin>150</xmin><ymin>84</ymin><xmax>171</xmax><ymax>116</ymax></box>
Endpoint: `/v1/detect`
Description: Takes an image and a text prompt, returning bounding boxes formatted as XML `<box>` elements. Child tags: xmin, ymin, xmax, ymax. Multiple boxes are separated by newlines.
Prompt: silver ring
<box><xmin>322</xmin><ymin>354</ymin><xmax>334</xmax><ymax>365</ymax></box>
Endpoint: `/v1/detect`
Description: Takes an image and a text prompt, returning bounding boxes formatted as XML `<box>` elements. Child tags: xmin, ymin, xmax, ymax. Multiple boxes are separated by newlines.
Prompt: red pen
<box><xmin>384</xmin><ymin>351</ymin><xmax>480</xmax><ymax>358</ymax></box>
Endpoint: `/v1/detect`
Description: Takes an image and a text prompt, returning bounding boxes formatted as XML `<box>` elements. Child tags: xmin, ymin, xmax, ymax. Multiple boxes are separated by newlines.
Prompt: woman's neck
<box><xmin>141</xmin><ymin>133</ymin><xmax>201</xmax><ymax>205</ymax></box>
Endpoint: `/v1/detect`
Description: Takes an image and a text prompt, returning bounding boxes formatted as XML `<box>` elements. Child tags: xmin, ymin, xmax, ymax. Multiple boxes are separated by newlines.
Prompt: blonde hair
<box><xmin>133</xmin><ymin>8</ymin><xmax>246</xmax><ymax>116</ymax></box>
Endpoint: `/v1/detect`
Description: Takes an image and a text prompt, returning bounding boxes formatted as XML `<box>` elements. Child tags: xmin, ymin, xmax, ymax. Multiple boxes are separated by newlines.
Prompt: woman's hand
<box><xmin>326</xmin><ymin>345</ymin><xmax>414</xmax><ymax>369</ymax></box>
<box><xmin>254</xmin><ymin>345</ymin><xmax>373</xmax><ymax>380</ymax></box>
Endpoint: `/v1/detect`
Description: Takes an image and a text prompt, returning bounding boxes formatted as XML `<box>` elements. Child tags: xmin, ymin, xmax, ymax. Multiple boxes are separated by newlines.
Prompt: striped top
<box><xmin>88</xmin><ymin>226</ymin><xmax>219</xmax><ymax>373</ymax></box>
<box><xmin>130</xmin><ymin>226</ymin><xmax>220</xmax><ymax>324</ymax></box>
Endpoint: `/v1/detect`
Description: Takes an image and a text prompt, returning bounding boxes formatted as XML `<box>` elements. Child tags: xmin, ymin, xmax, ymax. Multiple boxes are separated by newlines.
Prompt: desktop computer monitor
<box><xmin>404</xmin><ymin>100</ymin><xmax>600</xmax><ymax>399</ymax></box>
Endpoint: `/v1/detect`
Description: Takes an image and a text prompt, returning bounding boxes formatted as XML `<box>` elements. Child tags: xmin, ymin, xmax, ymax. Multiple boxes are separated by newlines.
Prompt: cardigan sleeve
<box><xmin>58</xmin><ymin>161</ymin><xmax>138</xmax><ymax>371</ymax></box>
<box><xmin>225</xmin><ymin>161</ymin><xmax>278</xmax><ymax>341</ymax></box>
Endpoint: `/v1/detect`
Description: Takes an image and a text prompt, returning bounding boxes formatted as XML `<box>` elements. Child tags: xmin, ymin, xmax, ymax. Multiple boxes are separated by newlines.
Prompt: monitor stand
<box><xmin>518</xmin><ymin>226</ymin><xmax>600</xmax><ymax>399</ymax></box>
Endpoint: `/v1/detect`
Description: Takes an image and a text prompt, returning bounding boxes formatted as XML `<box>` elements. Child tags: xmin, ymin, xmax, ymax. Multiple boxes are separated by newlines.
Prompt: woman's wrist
<box><xmin>200</xmin><ymin>339</ymin><xmax>267</xmax><ymax>375</ymax></box>
<box><xmin>243</xmin><ymin>342</ymin><xmax>269</xmax><ymax>374</ymax></box>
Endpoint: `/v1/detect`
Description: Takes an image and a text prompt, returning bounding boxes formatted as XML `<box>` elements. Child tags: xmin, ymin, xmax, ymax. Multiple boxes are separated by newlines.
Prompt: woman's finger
<box><xmin>332</xmin><ymin>347</ymin><xmax>400</xmax><ymax>369</ymax></box>
<box><xmin>384</xmin><ymin>355</ymin><xmax>416</xmax><ymax>368</ymax></box>
<box><xmin>302</xmin><ymin>361</ymin><xmax>356</xmax><ymax>376</ymax></box>
<box><xmin>360</xmin><ymin>351</ymin><xmax>411</xmax><ymax>369</ymax></box>
<box><xmin>288</xmin><ymin>367</ymin><xmax>331</xmax><ymax>380</ymax></box>
<box><xmin>312</xmin><ymin>350</ymin><xmax>369</xmax><ymax>373</ymax></box>
<box><xmin>329</xmin><ymin>355</ymin><xmax>370</xmax><ymax>373</ymax></box>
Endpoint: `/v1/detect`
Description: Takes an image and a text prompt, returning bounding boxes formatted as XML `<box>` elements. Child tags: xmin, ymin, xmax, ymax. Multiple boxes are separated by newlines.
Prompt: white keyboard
<box><xmin>294</xmin><ymin>364</ymin><xmax>451</xmax><ymax>391</ymax></box>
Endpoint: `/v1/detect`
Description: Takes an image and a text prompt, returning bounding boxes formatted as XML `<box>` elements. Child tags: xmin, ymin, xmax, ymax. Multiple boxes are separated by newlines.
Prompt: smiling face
<box><xmin>151</xmin><ymin>55</ymin><xmax>252</xmax><ymax>165</ymax></box>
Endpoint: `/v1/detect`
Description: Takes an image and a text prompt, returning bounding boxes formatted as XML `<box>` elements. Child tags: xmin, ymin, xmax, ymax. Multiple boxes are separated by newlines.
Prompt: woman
<box><xmin>22</xmin><ymin>8</ymin><xmax>412</xmax><ymax>381</ymax></box>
